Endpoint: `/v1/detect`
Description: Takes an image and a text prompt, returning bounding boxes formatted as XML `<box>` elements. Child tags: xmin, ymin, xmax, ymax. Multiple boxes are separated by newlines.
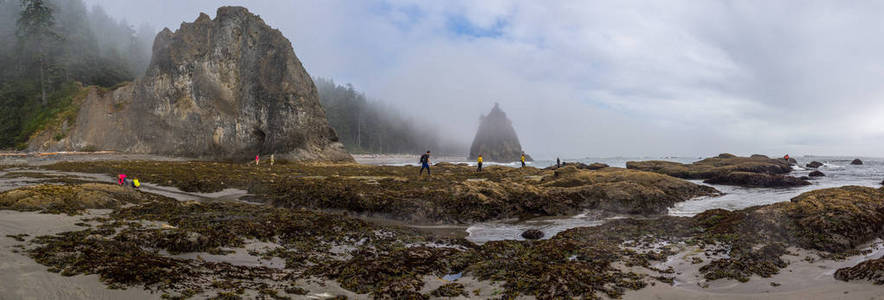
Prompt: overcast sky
<box><xmin>85</xmin><ymin>0</ymin><xmax>884</xmax><ymax>159</ymax></box>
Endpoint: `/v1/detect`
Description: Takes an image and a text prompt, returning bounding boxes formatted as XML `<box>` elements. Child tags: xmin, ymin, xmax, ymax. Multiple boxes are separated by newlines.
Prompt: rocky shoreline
<box><xmin>1</xmin><ymin>158</ymin><xmax>884</xmax><ymax>299</ymax></box>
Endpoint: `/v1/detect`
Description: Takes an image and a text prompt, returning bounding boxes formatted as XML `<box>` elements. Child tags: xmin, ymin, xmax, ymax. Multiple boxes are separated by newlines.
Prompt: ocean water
<box><xmin>386</xmin><ymin>155</ymin><xmax>884</xmax><ymax>243</ymax></box>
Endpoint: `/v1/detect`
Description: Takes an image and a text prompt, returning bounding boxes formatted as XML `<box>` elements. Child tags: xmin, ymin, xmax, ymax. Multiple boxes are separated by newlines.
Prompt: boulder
<box><xmin>468</xmin><ymin>103</ymin><xmax>531</xmax><ymax>162</ymax></box>
<box><xmin>565</xmin><ymin>162</ymin><xmax>609</xmax><ymax>170</ymax></box>
<box><xmin>521</xmin><ymin>229</ymin><xmax>544</xmax><ymax>240</ymax></box>
<box><xmin>805</xmin><ymin>161</ymin><xmax>823</xmax><ymax>169</ymax></box>
<box><xmin>626</xmin><ymin>155</ymin><xmax>792</xmax><ymax>180</ymax></box>
<box><xmin>808</xmin><ymin>170</ymin><xmax>825</xmax><ymax>177</ymax></box>
<box><xmin>27</xmin><ymin>7</ymin><xmax>351</xmax><ymax>162</ymax></box>
<box><xmin>703</xmin><ymin>172</ymin><xmax>811</xmax><ymax>188</ymax></box>
<box><xmin>750</xmin><ymin>154</ymin><xmax>770</xmax><ymax>159</ymax></box>
<box><xmin>851</xmin><ymin>159</ymin><xmax>864</xmax><ymax>165</ymax></box>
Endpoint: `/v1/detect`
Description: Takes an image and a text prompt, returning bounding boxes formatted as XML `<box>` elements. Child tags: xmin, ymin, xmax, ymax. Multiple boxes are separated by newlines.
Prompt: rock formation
<box><xmin>468</xmin><ymin>103</ymin><xmax>530</xmax><ymax>162</ymax></box>
<box><xmin>806</xmin><ymin>161</ymin><xmax>823</xmax><ymax>169</ymax></box>
<box><xmin>28</xmin><ymin>7</ymin><xmax>351</xmax><ymax>162</ymax></box>
<box><xmin>704</xmin><ymin>172</ymin><xmax>811</xmax><ymax>187</ymax></box>
<box><xmin>521</xmin><ymin>229</ymin><xmax>544</xmax><ymax>240</ymax></box>
<box><xmin>626</xmin><ymin>154</ymin><xmax>793</xmax><ymax>179</ymax></box>
<box><xmin>851</xmin><ymin>159</ymin><xmax>864</xmax><ymax>165</ymax></box>
<box><xmin>627</xmin><ymin>154</ymin><xmax>808</xmax><ymax>187</ymax></box>
<box><xmin>808</xmin><ymin>170</ymin><xmax>825</xmax><ymax>177</ymax></box>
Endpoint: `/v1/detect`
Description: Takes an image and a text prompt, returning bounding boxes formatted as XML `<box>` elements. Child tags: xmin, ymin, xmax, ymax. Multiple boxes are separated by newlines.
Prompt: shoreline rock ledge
<box><xmin>468</xmin><ymin>103</ymin><xmax>532</xmax><ymax>162</ymax></box>
<box><xmin>28</xmin><ymin>6</ymin><xmax>351</xmax><ymax>162</ymax></box>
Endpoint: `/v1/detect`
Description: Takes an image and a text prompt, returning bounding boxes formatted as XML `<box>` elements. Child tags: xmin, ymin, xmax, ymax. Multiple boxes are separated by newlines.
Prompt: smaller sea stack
<box><xmin>468</xmin><ymin>103</ymin><xmax>531</xmax><ymax>162</ymax></box>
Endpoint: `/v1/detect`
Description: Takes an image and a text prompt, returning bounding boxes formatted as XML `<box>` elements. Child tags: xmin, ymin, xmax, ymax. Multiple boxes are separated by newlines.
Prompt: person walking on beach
<box><xmin>477</xmin><ymin>155</ymin><xmax>483</xmax><ymax>172</ymax></box>
<box><xmin>520</xmin><ymin>153</ymin><xmax>527</xmax><ymax>168</ymax></box>
<box><xmin>556</xmin><ymin>157</ymin><xmax>561</xmax><ymax>168</ymax></box>
<box><xmin>419</xmin><ymin>151</ymin><xmax>431</xmax><ymax>177</ymax></box>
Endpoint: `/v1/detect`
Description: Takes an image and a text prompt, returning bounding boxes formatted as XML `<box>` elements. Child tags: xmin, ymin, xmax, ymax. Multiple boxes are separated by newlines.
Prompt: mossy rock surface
<box><xmin>45</xmin><ymin>161</ymin><xmax>717</xmax><ymax>223</ymax></box>
<box><xmin>0</xmin><ymin>183</ymin><xmax>163</xmax><ymax>215</ymax></box>
<box><xmin>626</xmin><ymin>155</ymin><xmax>793</xmax><ymax>182</ymax></box>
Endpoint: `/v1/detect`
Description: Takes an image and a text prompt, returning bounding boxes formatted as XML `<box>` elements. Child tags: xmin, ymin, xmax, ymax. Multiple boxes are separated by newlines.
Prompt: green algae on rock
<box><xmin>45</xmin><ymin>160</ymin><xmax>718</xmax><ymax>222</ymax></box>
<box><xmin>626</xmin><ymin>154</ymin><xmax>801</xmax><ymax>187</ymax></box>
<box><xmin>0</xmin><ymin>183</ymin><xmax>166</xmax><ymax>215</ymax></box>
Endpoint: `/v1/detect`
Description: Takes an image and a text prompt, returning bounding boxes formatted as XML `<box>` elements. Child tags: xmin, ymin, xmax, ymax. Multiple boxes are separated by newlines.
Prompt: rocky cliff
<box><xmin>468</xmin><ymin>103</ymin><xmax>530</xmax><ymax>162</ymax></box>
<box><xmin>28</xmin><ymin>7</ymin><xmax>351</xmax><ymax>162</ymax></box>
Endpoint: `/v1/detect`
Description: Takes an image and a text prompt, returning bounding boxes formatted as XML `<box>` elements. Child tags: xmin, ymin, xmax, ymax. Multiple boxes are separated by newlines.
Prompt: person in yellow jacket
<box><xmin>520</xmin><ymin>153</ymin><xmax>526</xmax><ymax>168</ymax></box>
<box><xmin>476</xmin><ymin>155</ymin><xmax>483</xmax><ymax>172</ymax></box>
<box><xmin>133</xmin><ymin>178</ymin><xmax>141</xmax><ymax>189</ymax></box>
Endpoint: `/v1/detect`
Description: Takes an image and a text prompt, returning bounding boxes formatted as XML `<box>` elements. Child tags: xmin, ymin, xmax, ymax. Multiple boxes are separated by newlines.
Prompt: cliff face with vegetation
<box><xmin>468</xmin><ymin>103</ymin><xmax>531</xmax><ymax>162</ymax></box>
<box><xmin>28</xmin><ymin>7</ymin><xmax>350</xmax><ymax>161</ymax></box>
<box><xmin>0</xmin><ymin>0</ymin><xmax>153</xmax><ymax>149</ymax></box>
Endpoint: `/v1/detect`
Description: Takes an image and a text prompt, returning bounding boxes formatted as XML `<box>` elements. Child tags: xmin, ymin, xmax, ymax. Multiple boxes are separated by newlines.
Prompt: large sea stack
<box><xmin>468</xmin><ymin>103</ymin><xmax>531</xmax><ymax>162</ymax></box>
<box><xmin>28</xmin><ymin>7</ymin><xmax>351</xmax><ymax>162</ymax></box>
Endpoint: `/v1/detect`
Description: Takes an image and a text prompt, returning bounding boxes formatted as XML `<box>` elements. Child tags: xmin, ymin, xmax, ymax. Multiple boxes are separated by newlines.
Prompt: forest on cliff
<box><xmin>0</xmin><ymin>0</ymin><xmax>154</xmax><ymax>149</ymax></box>
<box><xmin>0</xmin><ymin>0</ymin><xmax>454</xmax><ymax>155</ymax></box>
<box><xmin>315</xmin><ymin>78</ymin><xmax>463</xmax><ymax>155</ymax></box>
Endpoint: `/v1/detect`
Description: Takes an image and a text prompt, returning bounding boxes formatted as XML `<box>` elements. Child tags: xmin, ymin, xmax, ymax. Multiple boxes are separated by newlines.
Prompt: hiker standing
<box><xmin>419</xmin><ymin>151</ymin><xmax>431</xmax><ymax>176</ymax></box>
<box><xmin>556</xmin><ymin>157</ymin><xmax>561</xmax><ymax>168</ymax></box>
<box><xmin>520</xmin><ymin>153</ymin><xmax>527</xmax><ymax>168</ymax></box>
<box><xmin>255</xmin><ymin>155</ymin><xmax>260</xmax><ymax>166</ymax></box>
<box><xmin>477</xmin><ymin>155</ymin><xmax>483</xmax><ymax>172</ymax></box>
<box><xmin>270</xmin><ymin>154</ymin><xmax>275</xmax><ymax>166</ymax></box>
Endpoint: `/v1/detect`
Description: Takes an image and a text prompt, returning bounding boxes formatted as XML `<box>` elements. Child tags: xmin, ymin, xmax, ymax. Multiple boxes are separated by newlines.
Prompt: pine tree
<box><xmin>16</xmin><ymin>0</ymin><xmax>58</xmax><ymax>106</ymax></box>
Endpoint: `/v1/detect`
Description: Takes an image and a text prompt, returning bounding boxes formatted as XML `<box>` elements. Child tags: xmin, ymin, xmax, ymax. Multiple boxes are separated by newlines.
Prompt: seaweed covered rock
<box><xmin>579</xmin><ymin>162</ymin><xmax>609</xmax><ymax>170</ymax></box>
<box><xmin>542</xmin><ymin>166</ymin><xmax>720</xmax><ymax>215</ymax></box>
<box><xmin>626</xmin><ymin>155</ymin><xmax>792</xmax><ymax>180</ymax></box>
<box><xmin>521</xmin><ymin>229</ymin><xmax>544</xmax><ymax>240</ymax></box>
<box><xmin>806</xmin><ymin>161</ymin><xmax>823</xmax><ymax>169</ymax></box>
<box><xmin>430</xmin><ymin>283</ymin><xmax>467</xmax><ymax>297</ymax></box>
<box><xmin>468</xmin><ymin>103</ymin><xmax>531</xmax><ymax>162</ymax></box>
<box><xmin>28</xmin><ymin>7</ymin><xmax>350</xmax><ymax>162</ymax></box>
<box><xmin>808</xmin><ymin>170</ymin><xmax>825</xmax><ymax>177</ymax></box>
<box><xmin>266</xmin><ymin>164</ymin><xmax>718</xmax><ymax>222</ymax></box>
<box><xmin>699</xmin><ymin>186</ymin><xmax>884</xmax><ymax>253</ymax></box>
<box><xmin>703</xmin><ymin>172</ymin><xmax>811</xmax><ymax>187</ymax></box>
<box><xmin>464</xmin><ymin>239</ymin><xmax>646</xmax><ymax>299</ymax></box>
<box><xmin>309</xmin><ymin>246</ymin><xmax>465</xmax><ymax>298</ymax></box>
<box><xmin>835</xmin><ymin>256</ymin><xmax>884</xmax><ymax>284</ymax></box>
<box><xmin>0</xmin><ymin>183</ymin><xmax>164</xmax><ymax>215</ymax></box>
<box><xmin>851</xmin><ymin>159</ymin><xmax>864</xmax><ymax>165</ymax></box>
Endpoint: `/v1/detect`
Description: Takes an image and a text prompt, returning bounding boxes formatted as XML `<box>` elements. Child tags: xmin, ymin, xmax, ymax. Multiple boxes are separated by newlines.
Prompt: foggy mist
<box><xmin>80</xmin><ymin>0</ymin><xmax>884</xmax><ymax>159</ymax></box>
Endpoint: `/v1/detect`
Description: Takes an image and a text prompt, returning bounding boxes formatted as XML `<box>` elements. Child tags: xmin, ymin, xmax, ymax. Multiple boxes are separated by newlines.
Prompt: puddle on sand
<box><xmin>465</xmin><ymin>211</ymin><xmax>611</xmax><ymax>244</ymax></box>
